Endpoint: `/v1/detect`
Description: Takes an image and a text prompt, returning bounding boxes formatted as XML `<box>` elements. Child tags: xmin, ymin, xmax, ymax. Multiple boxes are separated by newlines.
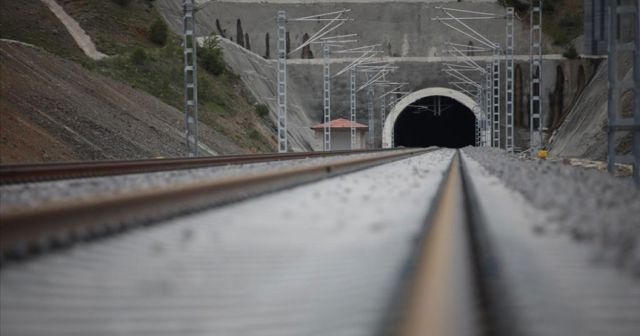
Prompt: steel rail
<box><xmin>391</xmin><ymin>151</ymin><xmax>481</xmax><ymax>336</ymax></box>
<box><xmin>0</xmin><ymin>149</ymin><xmax>396</xmax><ymax>185</ymax></box>
<box><xmin>0</xmin><ymin>148</ymin><xmax>434</xmax><ymax>258</ymax></box>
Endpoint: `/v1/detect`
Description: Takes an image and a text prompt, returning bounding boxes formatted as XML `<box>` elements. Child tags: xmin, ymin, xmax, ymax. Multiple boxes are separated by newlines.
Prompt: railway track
<box><xmin>1</xmin><ymin>148</ymin><xmax>638</xmax><ymax>336</ymax></box>
<box><xmin>0</xmin><ymin>148</ymin><xmax>430</xmax><ymax>257</ymax></box>
<box><xmin>0</xmin><ymin>149</ymin><xmax>394</xmax><ymax>185</ymax></box>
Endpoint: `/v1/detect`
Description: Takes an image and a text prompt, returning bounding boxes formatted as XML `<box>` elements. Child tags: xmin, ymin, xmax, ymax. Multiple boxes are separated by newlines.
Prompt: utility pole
<box><xmin>322</xmin><ymin>44</ymin><xmax>331</xmax><ymax>151</ymax></box>
<box><xmin>183</xmin><ymin>0</ymin><xmax>199</xmax><ymax>157</ymax></box>
<box><xmin>276</xmin><ymin>10</ymin><xmax>287</xmax><ymax>153</ymax></box>
<box><xmin>530</xmin><ymin>0</ymin><xmax>543</xmax><ymax>156</ymax></box>
<box><xmin>366</xmin><ymin>72</ymin><xmax>375</xmax><ymax>148</ymax></box>
<box><xmin>606</xmin><ymin>0</ymin><xmax>639</xmax><ymax>185</ymax></box>
<box><xmin>350</xmin><ymin>67</ymin><xmax>357</xmax><ymax>149</ymax></box>
<box><xmin>492</xmin><ymin>44</ymin><xmax>501</xmax><ymax>148</ymax></box>
<box><xmin>506</xmin><ymin>7</ymin><xmax>515</xmax><ymax>153</ymax></box>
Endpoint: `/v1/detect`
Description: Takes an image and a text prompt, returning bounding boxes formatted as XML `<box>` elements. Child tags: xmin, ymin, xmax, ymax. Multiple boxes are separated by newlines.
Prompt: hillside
<box><xmin>0</xmin><ymin>0</ymin><xmax>275</xmax><ymax>163</ymax></box>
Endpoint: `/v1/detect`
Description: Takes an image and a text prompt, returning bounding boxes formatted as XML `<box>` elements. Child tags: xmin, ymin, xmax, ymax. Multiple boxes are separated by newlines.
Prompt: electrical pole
<box><xmin>367</xmin><ymin>72</ymin><xmax>375</xmax><ymax>148</ymax></box>
<box><xmin>530</xmin><ymin>0</ymin><xmax>543</xmax><ymax>156</ymax></box>
<box><xmin>322</xmin><ymin>44</ymin><xmax>331</xmax><ymax>151</ymax></box>
<box><xmin>183</xmin><ymin>0</ymin><xmax>199</xmax><ymax>157</ymax></box>
<box><xmin>506</xmin><ymin>7</ymin><xmax>515</xmax><ymax>153</ymax></box>
<box><xmin>276</xmin><ymin>10</ymin><xmax>287</xmax><ymax>153</ymax></box>
<box><xmin>606</xmin><ymin>0</ymin><xmax>639</xmax><ymax>186</ymax></box>
<box><xmin>350</xmin><ymin>67</ymin><xmax>357</xmax><ymax>149</ymax></box>
<box><xmin>492</xmin><ymin>44</ymin><xmax>501</xmax><ymax>148</ymax></box>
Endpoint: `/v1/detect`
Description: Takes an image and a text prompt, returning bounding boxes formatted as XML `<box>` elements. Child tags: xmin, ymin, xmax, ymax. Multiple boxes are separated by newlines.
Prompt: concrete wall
<box><xmin>159</xmin><ymin>0</ymin><xmax>562</xmax><ymax>59</ymax></box>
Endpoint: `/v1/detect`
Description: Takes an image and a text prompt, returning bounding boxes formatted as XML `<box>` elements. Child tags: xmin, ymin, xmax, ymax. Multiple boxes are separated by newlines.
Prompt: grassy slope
<box><xmin>1</xmin><ymin>0</ymin><xmax>275</xmax><ymax>153</ymax></box>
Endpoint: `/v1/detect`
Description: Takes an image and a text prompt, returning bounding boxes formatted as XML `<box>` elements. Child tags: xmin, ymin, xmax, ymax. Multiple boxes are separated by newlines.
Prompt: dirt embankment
<box><xmin>0</xmin><ymin>41</ymin><xmax>245</xmax><ymax>164</ymax></box>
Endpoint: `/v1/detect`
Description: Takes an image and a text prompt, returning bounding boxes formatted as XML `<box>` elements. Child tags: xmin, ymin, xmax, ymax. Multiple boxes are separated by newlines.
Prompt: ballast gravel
<box><xmin>0</xmin><ymin>151</ymin><xmax>407</xmax><ymax>212</ymax></box>
<box><xmin>462</xmin><ymin>147</ymin><xmax>640</xmax><ymax>276</ymax></box>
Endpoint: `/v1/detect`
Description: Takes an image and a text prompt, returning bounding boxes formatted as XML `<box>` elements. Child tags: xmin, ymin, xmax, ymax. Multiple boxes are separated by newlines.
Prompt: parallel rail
<box><xmin>0</xmin><ymin>148</ymin><xmax>432</xmax><ymax>257</ymax></box>
<box><xmin>0</xmin><ymin>149</ymin><xmax>394</xmax><ymax>185</ymax></box>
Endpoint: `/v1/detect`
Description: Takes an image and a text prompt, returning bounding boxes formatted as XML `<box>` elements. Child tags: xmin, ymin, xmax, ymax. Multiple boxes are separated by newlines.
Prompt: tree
<box><xmin>245</xmin><ymin>33</ymin><xmax>251</xmax><ymax>51</ymax></box>
<box><xmin>149</xmin><ymin>19</ymin><xmax>168</xmax><ymax>46</ymax></box>
<box><xmin>236</xmin><ymin>19</ymin><xmax>244</xmax><ymax>47</ymax></box>
<box><xmin>200</xmin><ymin>34</ymin><xmax>224</xmax><ymax>75</ymax></box>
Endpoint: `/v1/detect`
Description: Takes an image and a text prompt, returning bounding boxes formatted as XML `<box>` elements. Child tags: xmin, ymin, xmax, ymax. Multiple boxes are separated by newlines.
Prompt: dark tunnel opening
<box><xmin>393</xmin><ymin>96</ymin><xmax>476</xmax><ymax>148</ymax></box>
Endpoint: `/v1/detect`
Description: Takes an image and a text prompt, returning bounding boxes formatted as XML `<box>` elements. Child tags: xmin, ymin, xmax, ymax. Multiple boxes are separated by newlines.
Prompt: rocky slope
<box><xmin>0</xmin><ymin>40</ymin><xmax>240</xmax><ymax>163</ymax></box>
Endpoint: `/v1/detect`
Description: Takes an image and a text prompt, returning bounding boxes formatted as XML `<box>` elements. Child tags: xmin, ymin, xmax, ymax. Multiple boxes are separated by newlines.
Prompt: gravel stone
<box><xmin>0</xmin><ymin>151</ymin><xmax>411</xmax><ymax>212</ymax></box>
<box><xmin>463</xmin><ymin>147</ymin><xmax>640</xmax><ymax>276</ymax></box>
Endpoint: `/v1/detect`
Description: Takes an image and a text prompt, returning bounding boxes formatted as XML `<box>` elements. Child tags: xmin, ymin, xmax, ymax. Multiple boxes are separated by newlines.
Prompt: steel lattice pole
<box><xmin>530</xmin><ymin>0</ymin><xmax>543</xmax><ymax>156</ymax></box>
<box><xmin>183</xmin><ymin>0</ymin><xmax>199</xmax><ymax>157</ymax></box>
<box><xmin>277</xmin><ymin>11</ymin><xmax>288</xmax><ymax>153</ymax></box>
<box><xmin>350</xmin><ymin>67</ymin><xmax>357</xmax><ymax>149</ymax></box>
<box><xmin>366</xmin><ymin>72</ymin><xmax>375</xmax><ymax>148</ymax></box>
<box><xmin>485</xmin><ymin>63</ymin><xmax>493</xmax><ymax>146</ymax></box>
<box><xmin>323</xmin><ymin>44</ymin><xmax>331</xmax><ymax>151</ymax></box>
<box><xmin>492</xmin><ymin>44</ymin><xmax>501</xmax><ymax>148</ymax></box>
<box><xmin>506</xmin><ymin>7</ymin><xmax>515</xmax><ymax>153</ymax></box>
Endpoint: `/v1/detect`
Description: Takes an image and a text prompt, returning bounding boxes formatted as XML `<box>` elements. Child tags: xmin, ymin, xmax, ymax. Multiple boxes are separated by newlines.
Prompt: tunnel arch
<box><xmin>382</xmin><ymin>87</ymin><xmax>480</xmax><ymax>148</ymax></box>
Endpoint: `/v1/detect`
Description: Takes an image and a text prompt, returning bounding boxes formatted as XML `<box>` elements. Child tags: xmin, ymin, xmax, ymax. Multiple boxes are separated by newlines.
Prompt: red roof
<box><xmin>310</xmin><ymin>118</ymin><xmax>368</xmax><ymax>130</ymax></box>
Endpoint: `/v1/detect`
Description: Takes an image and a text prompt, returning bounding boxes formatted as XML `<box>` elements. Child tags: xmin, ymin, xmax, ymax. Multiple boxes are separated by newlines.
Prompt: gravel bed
<box><xmin>463</xmin><ymin>147</ymin><xmax>640</xmax><ymax>276</ymax></box>
<box><xmin>0</xmin><ymin>151</ymin><xmax>412</xmax><ymax>212</ymax></box>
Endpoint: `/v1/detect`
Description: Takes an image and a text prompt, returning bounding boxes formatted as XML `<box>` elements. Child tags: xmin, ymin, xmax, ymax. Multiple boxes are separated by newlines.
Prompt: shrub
<box><xmin>149</xmin><ymin>19</ymin><xmax>168</xmax><ymax>46</ymax></box>
<box><xmin>563</xmin><ymin>44</ymin><xmax>579</xmax><ymax>59</ymax></box>
<box><xmin>255</xmin><ymin>104</ymin><xmax>269</xmax><ymax>118</ymax></box>
<box><xmin>130</xmin><ymin>47</ymin><xmax>147</xmax><ymax>65</ymax></box>
<box><xmin>200</xmin><ymin>34</ymin><xmax>224</xmax><ymax>75</ymax></box>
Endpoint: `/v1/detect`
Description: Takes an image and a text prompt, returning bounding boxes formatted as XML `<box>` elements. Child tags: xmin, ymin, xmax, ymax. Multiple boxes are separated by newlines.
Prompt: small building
<box><xmin>310</xmin><ymin>118</ymin><xmax>368</xmax><ymax>150</ymax></box>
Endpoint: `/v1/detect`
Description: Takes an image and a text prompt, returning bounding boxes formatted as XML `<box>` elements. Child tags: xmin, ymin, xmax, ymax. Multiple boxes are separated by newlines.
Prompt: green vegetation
<box><xmin>255</xmin><ymin>104</ymin><xmax>269</xmax><ymax>118</ymax></box>
<box><xmin>200</xmin><ymin>34</ymin><xmax>225</xmax><ymax>76</ymax></box>
<box><xmin>498</xmin><ymin>0</ymin><xmax>583</xmax><ymax>47</ymax></box>
<box><xmin>563</xmin><ymin>44</ymin><xmax>579</xmax><ymax>59</ymax></box>
<box><xmin>129</xmin><ymin>47</ymin><xmax>147</xmax><ymax>65</ymax></box>
<box><xmin>149</xmin><ymin>19</ymin><xmax>168</xmax><ymax>46</ymax></box>
<box><xmin>0</xmin><ymin>0</ymin><xmax>274</xmax><ymax>152</ymax></box>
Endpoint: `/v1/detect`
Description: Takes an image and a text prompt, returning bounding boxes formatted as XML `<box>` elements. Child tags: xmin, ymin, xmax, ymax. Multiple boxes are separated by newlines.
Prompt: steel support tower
<box><xmin>350</xmin><ymin>67</ymin><xmax>357</xmax><ymax>149</ymax></box>
<box><xmin>529</xmin><ymin>0</ymin><xmax>543</xmax><ymax>156</ymax></box>
<box><xmin>505</xmin><ymin>7</ymin><xmax>515</xmax><ymax>152</ymax></box>
<box><xmin>276</xmin><ymin>11</ymin><xmax>288</xmax><ymax>153</ymax></box>
<box><xmin>322</xmin><ymin>44</ymin><xmax>331</xmax><ymax>151</ymax></box>
<box><xmin>606</xmin><ymin>0</ymin><xmax>639</xmax><ymax>185</ymax></box>
<box><xmin>183</xmin><ymin>0</ymin><xmax>199</xmax><ymax>157</ymax></box>
<box><xmin>492</xmin><ymin>44</ymin><xmax>501</xmax><ymax>148</ymax></box>
<box><xmin>366</xmin><ymin>72</ymin><xmax>375</xmax><ymax>148</ymax></box>
<box><xmin>485</xmin><ymin>63</ymin><xmax>493</xmax><ymax>146</ymax></box>
<box><xmin>379</xmin><ymin>73</ymin><xmax>386</xmax><ymax>141</ymax></box>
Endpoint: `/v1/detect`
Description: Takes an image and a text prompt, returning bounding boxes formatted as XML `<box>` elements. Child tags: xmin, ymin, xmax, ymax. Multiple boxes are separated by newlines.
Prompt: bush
<box><xmin>563</xmin><ymin>44</ymin><xmax>579</xmax><ymax>59</ymax></box>
<box><xmin>255</xmin><ymin>104</ymin><xmax>269</xmax><ymax>118</ymax></box>
<box><xmin>111</xmin><ymin>0</ymin><xmax>131</xmax><ymax>6</ymax></box>
<box><xmin>200</xmin><ymin>34</ymin><xmax>224</xmax><ymax>75</ymax></box>
<box><xmin>149</xmin><ymin>19</ymin><xmax>168</xmax><ymax>46</ymax></box>
<box><xmin>130</xmin><ymin>47</ymin><xmax>147</xmax><ymax>65</ymax></box>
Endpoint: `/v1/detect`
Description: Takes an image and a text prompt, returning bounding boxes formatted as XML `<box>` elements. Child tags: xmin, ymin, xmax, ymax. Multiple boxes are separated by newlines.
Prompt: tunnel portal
<box><xmin>393</xmin><ymin>95</ymin><xmax>477</xmax><ymax>148</ymax></box>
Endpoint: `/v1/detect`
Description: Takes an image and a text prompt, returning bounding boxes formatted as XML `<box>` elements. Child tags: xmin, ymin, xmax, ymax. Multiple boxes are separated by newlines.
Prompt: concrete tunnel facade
<box><xmin>382</xmin><ymin>87</ymin><xmax>481</xmax><ymax>149</ymax></box>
